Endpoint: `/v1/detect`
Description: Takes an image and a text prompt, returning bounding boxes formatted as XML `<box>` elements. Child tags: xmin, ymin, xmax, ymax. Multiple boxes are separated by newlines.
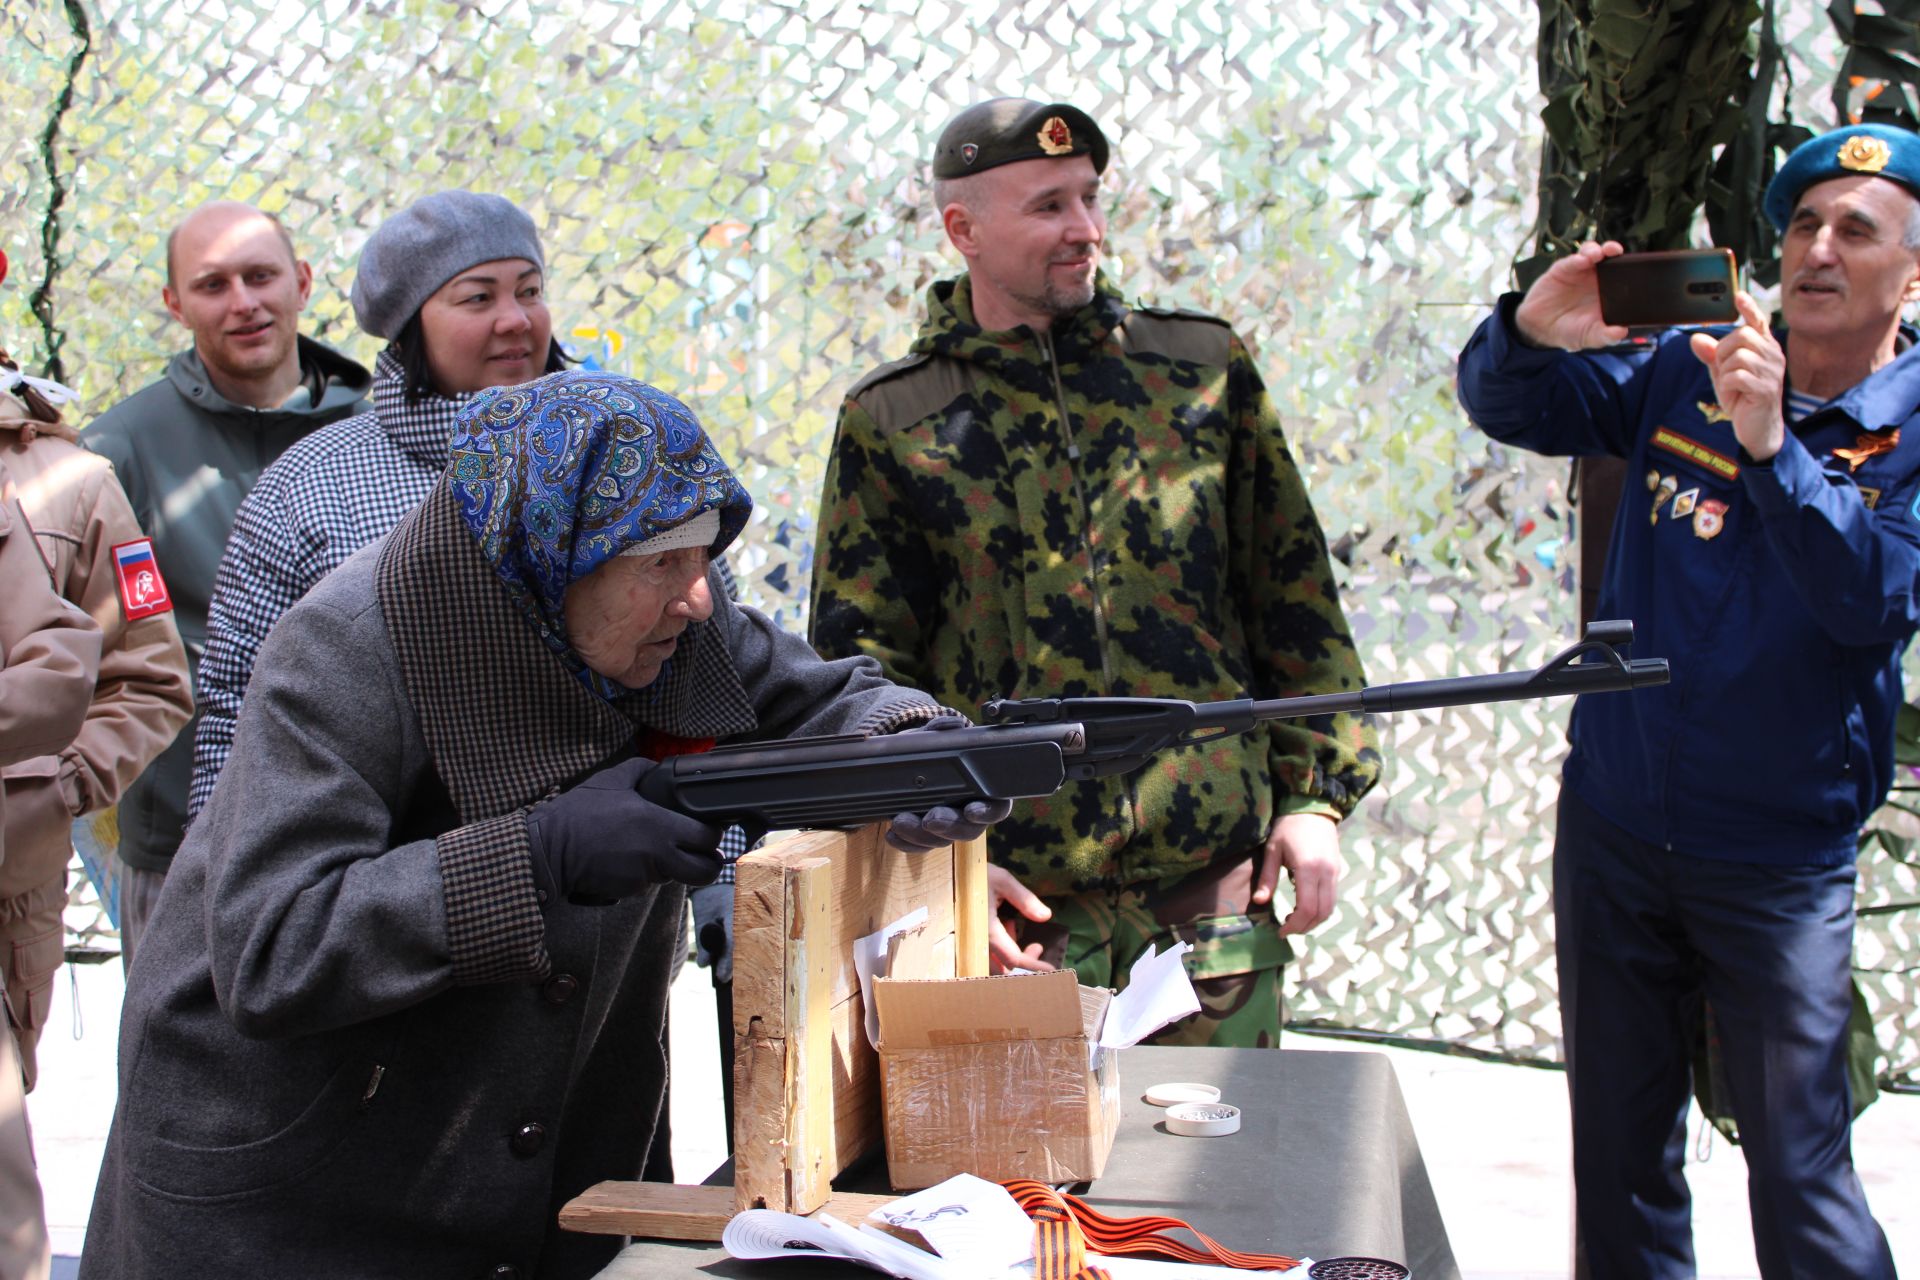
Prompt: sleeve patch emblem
<box><xmin>111</xmin><ymin>537</ymin><xmax>174</xmax><ymax>619</ymax></box>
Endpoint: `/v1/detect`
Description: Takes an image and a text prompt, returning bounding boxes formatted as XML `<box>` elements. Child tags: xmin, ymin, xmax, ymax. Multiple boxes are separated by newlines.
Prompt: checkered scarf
<box><xmin>445</xmin><ymin>370</ymin><xmax>752</xmax><ymax>700</ymax></box>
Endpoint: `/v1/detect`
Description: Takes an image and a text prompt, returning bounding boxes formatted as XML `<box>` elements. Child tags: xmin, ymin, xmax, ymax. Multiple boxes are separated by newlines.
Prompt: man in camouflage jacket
<box><xmin>809</xmin><ymin>99</ymin><xmax>1380</xmax><ymax>1045</ymax></box>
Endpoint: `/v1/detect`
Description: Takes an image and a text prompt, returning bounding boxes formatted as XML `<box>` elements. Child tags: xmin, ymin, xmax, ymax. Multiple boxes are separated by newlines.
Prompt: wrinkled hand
<box><xmin>691</xmin><ymin>881</ymin><xmax>734</xmax><ymax>984</ymax></box>
<box><xmin>527</xmin><ymin>757</ymin><xmax>726</xmax><ymax>905</ymax></box>
<box><xmin>1513</xmin><ymin>240</ymin><xmax>1632</xmax><ymax>351</ymax></box>
<box><xmin>882</xmin><ymin>712</ymin><xmax>1015</xmax><ymax>852</ymax></box>
<box><xmin>986</xmin><ymin>863</ymin><xmax>1054</xmax><ymax>973</ymax></box>
<box><xmin>1256</xmin><ymin>812</ymin><xmax>1345</xmax><ymax>937</ymax></box>
<box><xmin>1689</xmin><ymin>291</ymin><xmax>1786</xmax><ymax>461</ymax></box>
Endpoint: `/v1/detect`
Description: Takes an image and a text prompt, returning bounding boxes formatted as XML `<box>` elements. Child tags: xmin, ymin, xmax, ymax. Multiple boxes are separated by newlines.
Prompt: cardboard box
<box><xmin>872</xmin><ymin>968</ymin><xmax>1121</xmax><ymax>1189</ymax></box>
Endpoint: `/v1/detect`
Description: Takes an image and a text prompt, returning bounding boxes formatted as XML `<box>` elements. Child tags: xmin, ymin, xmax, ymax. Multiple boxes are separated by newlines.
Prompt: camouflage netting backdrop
<box><xmin>3</xmin><ymin>0</ymin><xmax>1913</xmax><ymax>1083</ymax></box>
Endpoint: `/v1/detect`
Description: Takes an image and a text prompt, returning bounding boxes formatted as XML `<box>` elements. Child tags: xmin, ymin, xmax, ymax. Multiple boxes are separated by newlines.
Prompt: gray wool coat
<box><xmin>79</xmin><ymin>487</ymin><xmax>938</xmax><ymax>1280</ymax></box>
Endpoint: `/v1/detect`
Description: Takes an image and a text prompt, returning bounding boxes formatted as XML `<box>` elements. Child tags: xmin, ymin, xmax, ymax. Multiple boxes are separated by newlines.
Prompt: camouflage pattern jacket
<box><xmin>809</xmin><ymin>274</ymin><xmax>1380</xmax><ymax>896</ymax></box>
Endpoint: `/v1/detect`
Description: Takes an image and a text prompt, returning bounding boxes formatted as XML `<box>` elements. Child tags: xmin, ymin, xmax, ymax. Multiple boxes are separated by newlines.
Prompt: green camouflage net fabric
<box><xmin>4</xmin><ymin>0</ymin><xmax>1913</xmax><ymax>1084</ymax></box>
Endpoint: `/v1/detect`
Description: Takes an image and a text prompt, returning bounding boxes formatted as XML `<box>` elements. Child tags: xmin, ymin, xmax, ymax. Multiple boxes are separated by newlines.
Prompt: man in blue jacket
<box><xmin>1456</xmin><ymin>124</ymin><xmax>1917</xmax><ymax>1278</ymax></box>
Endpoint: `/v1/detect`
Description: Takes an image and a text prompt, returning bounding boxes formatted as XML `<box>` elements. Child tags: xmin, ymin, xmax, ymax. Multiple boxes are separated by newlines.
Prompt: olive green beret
<box><xmin>931</xmin><ymin>98</ymin><xmax>1110</xmax><ymax>180</ymax></box>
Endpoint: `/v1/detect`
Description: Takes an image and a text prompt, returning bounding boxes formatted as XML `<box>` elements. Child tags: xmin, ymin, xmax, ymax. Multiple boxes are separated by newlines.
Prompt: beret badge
<box><xmin>960</xmin><ymin>142</ymin><xmax>979</xmax><ymax>166</ymax></box>
<box><xmin>1037</xmin><ymin>115</ymin><xmax>1074</xmax><ymax>156</ymax></box>
<box><xmin>1837</xmin><ymin>134</ymin><xmax>1892</xmax><ymax>174</ymax></box>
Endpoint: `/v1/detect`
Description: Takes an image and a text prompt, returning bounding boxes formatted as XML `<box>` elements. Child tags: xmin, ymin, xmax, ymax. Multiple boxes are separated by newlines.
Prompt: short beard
<box><xmin>1010</xmin><ymin>275</ymin><xmax>1096</xmax><ymax>320</ymax></box>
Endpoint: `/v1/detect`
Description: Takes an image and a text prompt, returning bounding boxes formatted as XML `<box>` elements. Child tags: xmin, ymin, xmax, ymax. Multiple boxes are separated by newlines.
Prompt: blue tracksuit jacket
<box><xmin>1458</xmin><ymin>295</ymin><xmax>1920</xmax><ymax>866</ymax></box>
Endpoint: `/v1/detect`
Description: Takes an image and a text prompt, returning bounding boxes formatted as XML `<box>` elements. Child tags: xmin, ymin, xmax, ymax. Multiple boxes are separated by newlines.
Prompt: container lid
<box><xmin>1144</xmin><ymin>1081</ymin><xmax>1221</xmax><ymax>1107</ymax></box>
<box><xmin>1163</xmin><ymin>1101</ymin><xmax>1241</xmax><ymax>1137</ymax></box>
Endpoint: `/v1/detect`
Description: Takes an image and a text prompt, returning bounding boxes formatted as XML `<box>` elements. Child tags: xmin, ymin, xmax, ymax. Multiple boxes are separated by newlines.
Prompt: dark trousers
<box><xmin>1554</xmin><ymin>788</ymin><xmax>1896</xmax><ymax>1280</ymax></box>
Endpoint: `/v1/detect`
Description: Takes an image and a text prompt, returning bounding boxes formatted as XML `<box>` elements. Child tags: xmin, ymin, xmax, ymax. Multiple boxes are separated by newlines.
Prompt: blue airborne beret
<box><xmin>1764</xmin><ymin>123</ymin><xmax>1920</xmax><ymax>230</ymax></box>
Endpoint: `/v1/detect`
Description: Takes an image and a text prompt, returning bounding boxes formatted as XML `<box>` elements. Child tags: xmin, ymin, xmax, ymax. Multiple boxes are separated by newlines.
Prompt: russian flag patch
<box><xmin>111</xmin><ymin>538</ymin><xmax>173</xmax><ymax>620</ymax></box>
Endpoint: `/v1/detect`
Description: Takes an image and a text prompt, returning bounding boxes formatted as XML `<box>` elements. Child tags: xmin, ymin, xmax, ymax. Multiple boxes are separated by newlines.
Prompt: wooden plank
<box><xmin>732</xmin><ymin>849</ymin><xmax>789</xmax><ymax>1038</ymax></box>
<box><xmin>731</xmin><ymin>1033</ymin><xmax>790</xmax><ymax>1211</ymax></box>
<box><xmin>783</xmin><ymin>855</ymin><xmax>833</xmax><ymax>1212</ymax></box>
<box><xmin>731</xmin><ymin>847</ymin><xmax>791</xmax><ymax>1209</ymax></box>
<box><xmin>559</xmin><ymin>1181</ymin><xmax>900</xmax><ymax>1243</ymax></box>
<box><xmin>953</xmin><ymin>834</ymin><xmax>989</xmax><ymax>977</ymax></box>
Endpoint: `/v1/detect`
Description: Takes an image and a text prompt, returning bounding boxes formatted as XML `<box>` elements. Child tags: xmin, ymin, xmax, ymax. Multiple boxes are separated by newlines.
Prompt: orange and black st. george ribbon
<box><xmin>1004</xmin><ymin>1178</ymin><xmax>1300</xmax><ymax>1273</ymax></box>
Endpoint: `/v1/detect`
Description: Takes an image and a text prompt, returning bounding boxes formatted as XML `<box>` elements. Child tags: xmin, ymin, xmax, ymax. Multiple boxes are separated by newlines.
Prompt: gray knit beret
<box><xmin>350</xmin><ymin>191</ymin><xmax>545</xmax><ymax>339</ymax></box>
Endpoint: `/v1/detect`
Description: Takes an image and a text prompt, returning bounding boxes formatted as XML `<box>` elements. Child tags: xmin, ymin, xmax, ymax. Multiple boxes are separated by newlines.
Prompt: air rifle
<box><xmin>639</xmin><ymin>620</ymin><xmax>1667</xmax><ymax>832</ymax></box>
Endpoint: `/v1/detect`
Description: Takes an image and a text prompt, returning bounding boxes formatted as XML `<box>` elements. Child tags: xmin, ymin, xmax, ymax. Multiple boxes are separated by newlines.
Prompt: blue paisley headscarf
<box><xmin>446</xmin><ymin>369</ymin><xmax>752</xmax><ymax>699</ymax></box>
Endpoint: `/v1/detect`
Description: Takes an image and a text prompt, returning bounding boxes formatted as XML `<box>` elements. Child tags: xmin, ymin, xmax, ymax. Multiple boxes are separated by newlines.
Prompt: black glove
<box><xmin>886</xmin><ymin>800</ymin><xmax>1015</xmax><ymax>852</ymax></box>
<box><xmin>884</xmin><ymin>713</ymin><xmax>1015</xmax><ymax>852</ymax></box>
<box><xmin>691</xmin><ymin>881</ymin><xmax>735</xmax><ymax>984</ymax></box>
<box><xmin>526</xmin><ymin>758</ymin><xmax>726</xmax><ymax>905</ymax></box>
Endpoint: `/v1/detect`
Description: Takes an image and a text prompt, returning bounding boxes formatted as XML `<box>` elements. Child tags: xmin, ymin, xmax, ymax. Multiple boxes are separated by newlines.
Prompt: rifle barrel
<box><xmin>1246</xmin><ymin>658</ymin><xmax>1670</xmax><ymax>721</ymax></box>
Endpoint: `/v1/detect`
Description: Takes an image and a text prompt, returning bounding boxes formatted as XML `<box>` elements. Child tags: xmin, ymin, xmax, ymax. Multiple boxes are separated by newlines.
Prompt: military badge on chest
<box><xmin>1693</xmin><ymin>498</ymin><xmax>1728</xmax><ymax>540</ymax></box>
<box><xmin>1646</xmin><ymin>467</ymin><xmax>1728</xmax><ymax>539</ymax></box>
<box><xmin>1648</xmin><ymin>472</ymin><xmax>1678</xmax><ymax>525</ymax></box>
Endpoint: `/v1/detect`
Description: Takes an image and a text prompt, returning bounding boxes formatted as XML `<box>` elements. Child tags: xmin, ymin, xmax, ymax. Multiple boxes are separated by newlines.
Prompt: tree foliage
<box><xmin>1524</xmin><ymin>0</ymin><xmax>1761</xmax><ymax>286</ymax></box>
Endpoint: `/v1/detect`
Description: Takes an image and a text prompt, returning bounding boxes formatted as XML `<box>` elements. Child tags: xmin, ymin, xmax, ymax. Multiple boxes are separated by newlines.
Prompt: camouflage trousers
<box><xmin>1010</xmin><ymin>854</ymin><xmax>1292</xmax><ymax>1047</ymax></box>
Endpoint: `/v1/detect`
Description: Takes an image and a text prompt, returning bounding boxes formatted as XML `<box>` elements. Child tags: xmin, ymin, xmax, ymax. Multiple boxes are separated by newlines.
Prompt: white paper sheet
<box><xmin>1098</xmin><ymin>940</ymin><xmax>1203</xmax><ymax>1050</ymax></box>
<box><xmin>722</xmin><ymin>1208</ymin><xmax>981</xmax><ymax>1279</ymax></box>
<box><xmin>853</xmin><ymin>906</ymin><xmax>930</xmax><ymax>1049</ymax></box>
<box><xmin>868</xmin><ymin>1173</ymin><xmax>1035</xmax><ymax>1271</ymax></box>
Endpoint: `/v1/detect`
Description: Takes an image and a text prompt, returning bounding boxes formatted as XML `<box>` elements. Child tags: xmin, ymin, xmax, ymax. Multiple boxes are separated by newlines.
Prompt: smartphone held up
<box><xmin>1596</xmin><ymin>248</ymin><xmax>1739</xmax><ymax>328</ymax></box>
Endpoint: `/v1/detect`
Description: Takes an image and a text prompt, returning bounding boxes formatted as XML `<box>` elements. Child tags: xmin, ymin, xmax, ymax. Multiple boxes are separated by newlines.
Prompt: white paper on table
<box><xmin>854</xmin><ymin>906</ymin><xmax>930</xmax><ymax>1049</ymax></box>
<box><xmin>1097</xmin><ymin>940</ymin><xmax>1202</xmax><ymax>1052</ymax></box>
<box><xmin>722</xmin><ymin>1208</ymin><xmax>984</xmax><ymax>1279</ymax></box>
<box><xmin>868</xmin><ymin>1172</ymin><xmax>1036</xmax><ymax>1271</ymax></box>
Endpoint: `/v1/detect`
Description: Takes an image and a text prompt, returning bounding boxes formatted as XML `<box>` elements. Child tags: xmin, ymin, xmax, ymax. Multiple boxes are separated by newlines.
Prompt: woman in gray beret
<box><xmin>81</xmin><ymin>370</ymin><xmax>1007</xmax><ymax>1278</ymax></box>
<box><xmin>189</xmin><ymin>190</ymin><xmax>575</xmax><ymax>819</ymax></box>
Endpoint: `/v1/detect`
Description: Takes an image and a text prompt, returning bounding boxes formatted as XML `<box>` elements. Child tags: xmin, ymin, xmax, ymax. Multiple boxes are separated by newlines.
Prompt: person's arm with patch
<box><xmin>1697</xmin><ymin>291</ymin><xmax>1920</xmax><ymax>647</ymax></box>
<box><xmin>1229</xmin><ymin>335</ymin><xmax>1381</xmax><ymax>935</ymax></box>
<box><xmin>56</xmin><ymin>461</ymin><xmax>193</xmax><ymax>816</ymax></box>
<box><xmin>807</xmin><ymin>396</ymin><xmax>942</xmax><ymax>692</ymax></box>
<box><xmin>189</xmin><ymin>474</ymin><xmax>306</xmax><ymax>817</ymax></box>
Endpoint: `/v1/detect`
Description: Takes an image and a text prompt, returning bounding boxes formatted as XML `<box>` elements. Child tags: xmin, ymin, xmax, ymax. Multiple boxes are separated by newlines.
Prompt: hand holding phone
<box><xmin>1596</xmin><ymin>249</ymin><xmax>1739</xmax><ymax>328</ymax></box>
<box><xmin>1514</xmin><ymin>241</ymin><xmax>1633</xmax><ymax>350</ymax></box>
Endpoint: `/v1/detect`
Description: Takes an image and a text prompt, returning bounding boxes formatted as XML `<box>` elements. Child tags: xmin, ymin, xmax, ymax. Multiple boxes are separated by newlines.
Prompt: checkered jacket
<box><xmin>188</xmin><ymin>352</ymin><xmax>750</xmax><ymax>873</ymax></box>
<box><xmin>189</xmin><ymin>352</ymin><xmax>462</xmax><ymax>819</ymax></box>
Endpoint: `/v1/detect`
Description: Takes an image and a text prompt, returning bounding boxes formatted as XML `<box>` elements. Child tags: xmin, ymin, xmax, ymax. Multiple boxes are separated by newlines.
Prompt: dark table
<box><xmin>593</xmin><ymin>1046</ymin><xmax>1459</xmax><ymax>1279</ymax></box>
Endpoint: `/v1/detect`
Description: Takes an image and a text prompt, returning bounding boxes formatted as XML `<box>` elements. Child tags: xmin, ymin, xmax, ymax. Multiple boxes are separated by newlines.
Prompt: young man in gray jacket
<box><xmin>84</xmin><ymin>201</ymin><xmax>371</xmax><ymax>966</ymax></box>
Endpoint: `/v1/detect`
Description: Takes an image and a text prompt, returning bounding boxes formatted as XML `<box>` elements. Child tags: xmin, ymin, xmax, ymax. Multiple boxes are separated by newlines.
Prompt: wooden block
<box><xmin>734</xmin><ymin>854</ymin><xmax>832</xmax><ymax>1213</ymax></box>
<box><xmin>732</xmin><ymin>825</ymin><xmax>969</xmax><ymax>1213</ymax></box>
<box><xmin>732</xmin><ymin>849</ymin><xmax>793</xmax><ymax>1038</ymax></box>
<box><xmin>785</xmin><ymin>854</ymin><xmax>833</xmax><ymax>1211</ymax></box>
<box><xmin>953</xmin><ymin>833</ymin><xmax>989</xmax><ymax>978</ymax></box>
<box><xmin>730</xmin><ymin>1034</ymin><xmax>789</xmax><ymax>1210</ymax></box>
<box><xmin>731</xmin><ymin>845</ymin><xmax>793</xmax><ymax>1211</ymax></box>
<box><xmin>559</xmin><ymin>1181</ymin><xmax>901</xmax><ymax>1243</ymax></box>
